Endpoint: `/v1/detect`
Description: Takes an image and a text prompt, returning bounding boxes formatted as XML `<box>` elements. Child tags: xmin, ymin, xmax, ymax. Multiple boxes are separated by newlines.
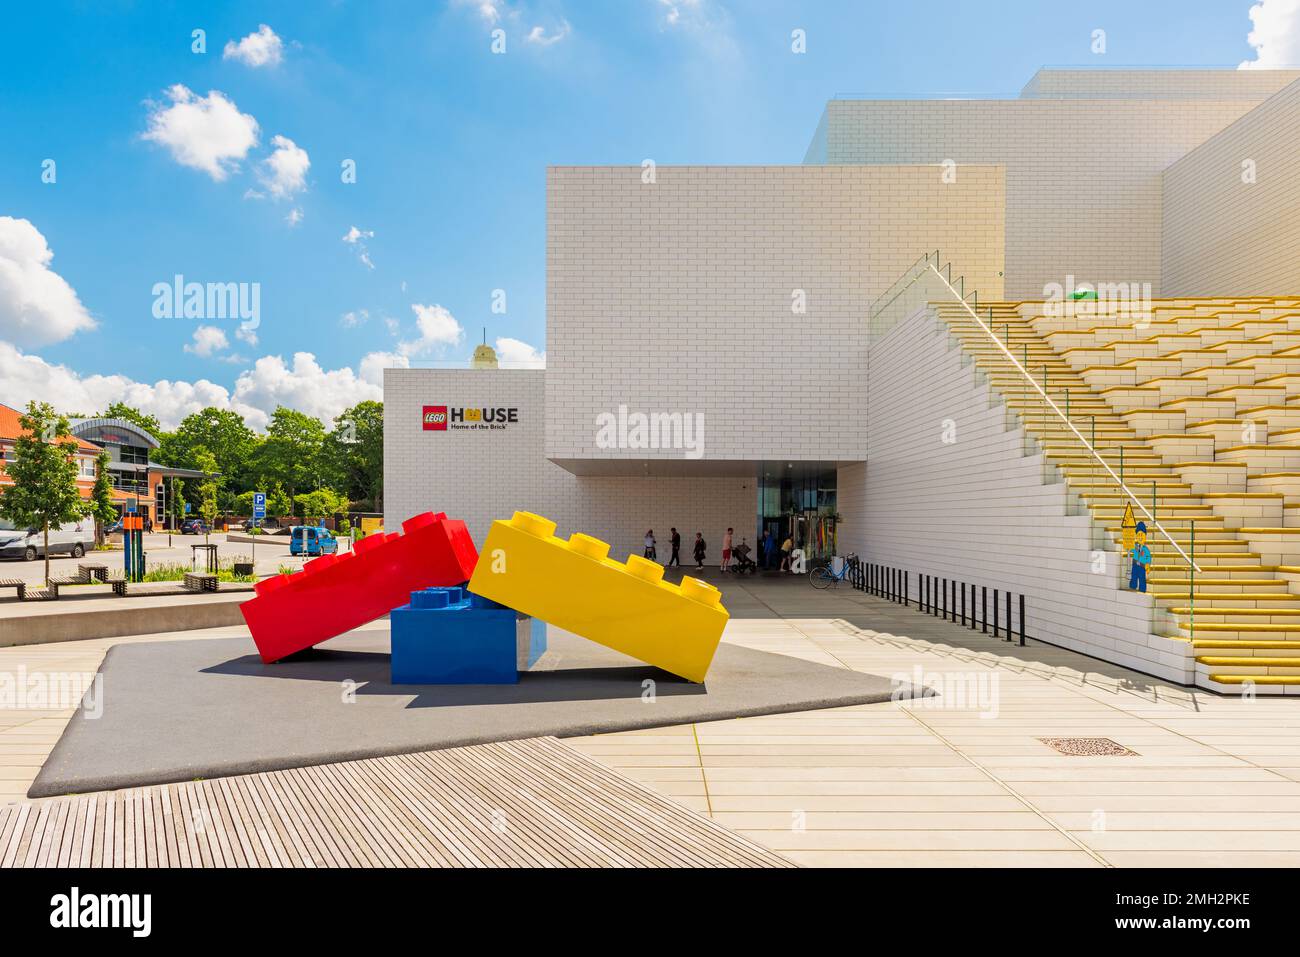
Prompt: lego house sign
<box><xmin>423</xmin><ymin>405</ymin><xmax>520</xmax><ymax>432</ymax></box>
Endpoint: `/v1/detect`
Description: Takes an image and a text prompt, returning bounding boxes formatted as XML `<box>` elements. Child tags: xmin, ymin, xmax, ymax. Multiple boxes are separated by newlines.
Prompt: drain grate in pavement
<box><xmin>1038</xmin><ymin>736</ymin><xmax>1137</xmax><ymax>756</ymax></box>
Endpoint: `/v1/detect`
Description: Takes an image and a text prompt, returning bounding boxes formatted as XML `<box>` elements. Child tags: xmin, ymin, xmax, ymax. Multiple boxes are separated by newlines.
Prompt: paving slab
<box><xmin>29</xmin><ymin>627</ymin><xmax>921</xmax><ymax>797</ymax></box>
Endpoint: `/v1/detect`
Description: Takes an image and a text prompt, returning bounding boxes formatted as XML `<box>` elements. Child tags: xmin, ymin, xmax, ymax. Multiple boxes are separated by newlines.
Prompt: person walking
<box><xmin>668</xmin><ymin>527</ymin><xmax>681</xmax><ymax>568</ymax></box>
<box><xmin>721</xmin><ymin>526</ymin><xmax>734</xmax><ymax>572</ymax></box>
<box><xmin>780</xmin><ymin>534</ymin><xmax>794</xmax><ymax>572</ymax></box>
<box><xmin>693</xmin><ymin>532</ymin><xmax>707</xmax><ymax>569</ymax></box>
<box><xmin>761</xmin><ymin>529</ymin><xmax>775</xmax><ymax>570</ymax></box>
<box><xmin>643</xmin><ymin>529</ymin><xmax>657</xmax><ymax>561</ymax></box>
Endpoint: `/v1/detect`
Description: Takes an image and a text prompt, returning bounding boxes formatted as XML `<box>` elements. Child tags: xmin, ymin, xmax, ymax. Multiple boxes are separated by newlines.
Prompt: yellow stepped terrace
<box><xmin>932</xmin><ymin>297</ymin><xmax>1300</xmax><ymax>693</ymax></box>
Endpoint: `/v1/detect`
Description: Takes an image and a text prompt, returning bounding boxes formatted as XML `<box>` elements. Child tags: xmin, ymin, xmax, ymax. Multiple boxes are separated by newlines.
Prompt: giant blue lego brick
<box><xmin>521</xmin><ymin>619</ymin><xmax>548</xmax><ymax>670</ymax></box>
<box><xmin>390</xmin><ymin>586</ymin><xmax>522</xmax><ymax>684</ymax></box>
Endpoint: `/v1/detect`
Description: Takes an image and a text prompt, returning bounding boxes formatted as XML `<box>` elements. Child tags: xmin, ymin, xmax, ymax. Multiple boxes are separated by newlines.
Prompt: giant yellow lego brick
<box><xmin>467</xmin><ymin>511</ymin><xmax>728</xmax><ymax>683</ymax></box>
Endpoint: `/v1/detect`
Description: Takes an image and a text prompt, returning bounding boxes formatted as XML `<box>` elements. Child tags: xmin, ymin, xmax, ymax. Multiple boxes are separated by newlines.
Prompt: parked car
<box><xmin>289</xmin><ymin>525</ymin><xmax>338</xmax><ymax>557</ymax></box>
<box><xmin>0</xmin><ymin>519</ymin><xmax>96</xmax><ymax>561</ymax></box>
<box><xmin>179</xmin><ymin>518</ymin><xmax>210</xmax><ymax>535</ymax></box>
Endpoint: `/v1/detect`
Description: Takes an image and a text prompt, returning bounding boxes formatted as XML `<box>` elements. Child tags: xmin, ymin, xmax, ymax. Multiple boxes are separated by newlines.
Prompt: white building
<box><xmin>385</xmin><ymin>68</ymin><xmax>1300</xmax><ymax>682</ymax></box>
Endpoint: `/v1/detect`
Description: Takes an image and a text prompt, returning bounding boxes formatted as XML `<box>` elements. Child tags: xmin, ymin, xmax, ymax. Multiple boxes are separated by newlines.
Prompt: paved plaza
<box><xmin>3</xmin><ymin>572</ymin><xmax>1299</xmax><ymax>867</ymax></box>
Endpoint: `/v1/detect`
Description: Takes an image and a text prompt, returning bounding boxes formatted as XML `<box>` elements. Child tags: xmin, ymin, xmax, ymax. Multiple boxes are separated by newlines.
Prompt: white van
<box><xmin>0</xmin><ymin>519</ymin><xmax>97</xmax><ymax>561</ymax></box>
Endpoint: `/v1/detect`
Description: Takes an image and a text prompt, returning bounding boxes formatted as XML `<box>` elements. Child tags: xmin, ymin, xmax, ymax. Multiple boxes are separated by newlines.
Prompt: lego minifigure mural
<box><xmin>1128</xmin><ymin>521</ymin><xmax>1151</xmax><ymax>593</ymax></box>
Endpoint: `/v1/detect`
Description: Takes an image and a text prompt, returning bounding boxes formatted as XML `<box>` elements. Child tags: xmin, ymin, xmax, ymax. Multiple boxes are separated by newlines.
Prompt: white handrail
<box><xmin>923</xmin><ymin>261</ymin><xmax>1201</xmax><ymax>574</ymax></box>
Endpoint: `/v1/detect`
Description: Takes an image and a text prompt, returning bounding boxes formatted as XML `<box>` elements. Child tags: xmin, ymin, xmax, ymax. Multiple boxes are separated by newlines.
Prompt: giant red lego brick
<box><xmin>240</xmin><ymin>512</ymin><xmax>479</xmax><ymax>663</ymax></box>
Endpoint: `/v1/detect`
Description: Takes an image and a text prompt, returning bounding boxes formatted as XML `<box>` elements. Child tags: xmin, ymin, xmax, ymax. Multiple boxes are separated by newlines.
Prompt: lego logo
<box><xmin>422</xmin><ymin>405</ymin><xmax>448</xmax><ymax>431</ymax></box>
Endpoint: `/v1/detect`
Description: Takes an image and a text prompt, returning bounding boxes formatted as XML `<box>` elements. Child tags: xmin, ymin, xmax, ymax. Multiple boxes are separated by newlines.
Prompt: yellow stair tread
<box><xmin>1154</xmin><ymin>593</ymin><xmax>1300</xmax><ymax>600</ymax></box>
<box><xmin>1169</xmin><ymin>607</ymin><xmax>1300</xmax><ymax>615</ymax></box>
<box><xmin>1197</xmin><ymin>657</ymin><xmax>1300</xmax><ymax>666</ymax></box>
<box><xmin>1219</xmin><ymin>445</ymin><xmax>1300</xmax><ymax>453</ymax></box>
<box><xmin>1206</xmin><ymin>674</ymin><xmax>1300</xmax><ymax>685</ymax></box>
<box><xmin>1200</xmin><ymin>492</ymin><xmax>1285</xmax><ymax>499</ymax></box>
<box><xmin>1192</xmin><ymin>639</ymin><xmax>1300</xmax><ymax>648</ymax></box>
<box><xmin>1180</xmin><ymin>623</ymin><xmax>1300</xmax><ymax>631</ymax></box>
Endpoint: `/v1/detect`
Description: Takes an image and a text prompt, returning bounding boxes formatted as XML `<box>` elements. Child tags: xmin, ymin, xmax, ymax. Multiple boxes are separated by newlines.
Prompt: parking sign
<box><xmin>253</xmin><ymin>492</ymin><xmax>266</xmax><ymax>521</ymax></box>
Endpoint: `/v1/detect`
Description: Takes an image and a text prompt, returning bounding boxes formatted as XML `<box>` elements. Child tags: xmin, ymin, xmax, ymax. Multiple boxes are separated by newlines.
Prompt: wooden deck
<box><xmin>0</xmin><ymin>737</ymin><xmax>791</xmax><ymax>868</ymax></box>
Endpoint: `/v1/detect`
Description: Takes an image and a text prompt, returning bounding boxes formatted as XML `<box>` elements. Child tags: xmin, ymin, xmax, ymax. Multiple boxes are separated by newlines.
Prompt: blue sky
<box><xmin>0</xmin><ymin>0</ymin><xmax>1292</xmax><ymax>429</ymax></box>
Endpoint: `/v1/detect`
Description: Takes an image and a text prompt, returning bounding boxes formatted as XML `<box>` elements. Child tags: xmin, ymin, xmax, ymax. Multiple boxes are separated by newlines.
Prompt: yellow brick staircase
<box><xmin>932</xmin><ymin>297</ymin><xmax>1300</xmax><ymax>693</ymax></box>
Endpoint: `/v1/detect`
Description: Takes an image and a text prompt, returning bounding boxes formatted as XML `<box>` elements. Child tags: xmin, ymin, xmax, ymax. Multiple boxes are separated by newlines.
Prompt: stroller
<box><xmin>731</xmin><ymin>540</ymin><xmax>758</xmax><ymax>575</ymax></box>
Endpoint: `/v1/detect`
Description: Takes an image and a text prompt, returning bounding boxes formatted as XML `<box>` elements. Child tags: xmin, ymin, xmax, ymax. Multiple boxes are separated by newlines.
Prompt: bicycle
<box><xmin>809</xmin><ymin>553</ymin><xmax>859</xmax><ymax>590</ymax></box>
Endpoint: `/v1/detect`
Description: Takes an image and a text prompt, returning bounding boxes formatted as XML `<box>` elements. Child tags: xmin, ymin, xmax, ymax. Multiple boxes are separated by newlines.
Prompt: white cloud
<box><xmin>0</xmin><ymin>217</ymin><xmax>97</xmax><ymax>348</ymax></box>
<box><xmin>340</xmin><ymin>309</ymin><xmax>369</xmax><ymax>328</ymax></box>
<box><xmin>0</xmin><ymin>340</ymin><xmax>399</xmax><ymax>432</ymax></box>
<box><xmin>359</xmin><ymin>350</ymin><xmax>409</xmax><ymax>387</ymax></box>
<box><xmin>0</xmin><ymin>340</ymin><xmax>242</xmax><ymax>430</ymax></box>
<box><xmin>231</xmin><ymin>352</ymin><xmax>382</xmax><ymax>427</ymax></box>
<box><xmin>250</xmin><ymin>134</ymin><xmax>310</xmax><ymax>200</ymax></box>
<box><xmin>455</xmin><ymin>0</ymin><xmax>503</xmax><ymax>23</ymax></box>
<box><xmin>285</xmin><ymin>207</ymin><xmax>303</xmax><ymax>227</ymax></box>
<box><xmin>183</xmin><ymin>325</ymin><xmax>230</xmax><ymax>358</ymax></box>
<box><xmin>653</xmin><ymin>0</ymin><xmax>737</xmax><ymax>59</ymax></box>
<box><xmin>527</xmin><ymin>21</ymin><xmax>571</xmax><ymax>46</ymax></box>
<box><xmin>494</xmin><ymin>336</ymin><xmax>546</xmax><ymax>368</ymax></box>
<box><xmin>657</xmin><ymin>0</ymin><xmax>701</xmax><ymax>26</ymax></box>
<box><xmin>1240</xmin><ymin>0</ymin><xmax>1300</xmax><ymax>68</ymax></box>
<box><xmin>342</xmin><ymin>225</ymin><xmax>375</xmax><ymax>269</ymax></box>
<box><xmin>235</xmin><ymin>325</ymin><xmax>259</xmax><ymax>347</ymax></box>
<box><xmin>399</xmin><ymin>304</ymin><xmax>464</xmax><ymax>357</ymax></box>
<box><xmin>223</xmin><ymin>25</ymin><xmax>285</xmax><ymax>68</ymax></box>
<box><xmin>142</xmin><ymin>85</ymin><xmax>259</xmax><ymax>181</ymax></box>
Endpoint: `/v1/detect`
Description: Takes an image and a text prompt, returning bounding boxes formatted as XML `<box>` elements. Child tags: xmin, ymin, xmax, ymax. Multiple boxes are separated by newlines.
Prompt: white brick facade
<box><xmin>383</xmin><ymin>368</ymin><xmax>754</xmax><ymax>563</ymax></box>
<box><xmin>810</xmin><ymin>94</ymin><xmax>1280</xmax><ymax>297</ymax></box>
<box><xmin>840</xmin><ymin>308</ymin><xmax>1184</xmax><ymax>682</ymax></box>
<box><xmin>1162</xmin><ymin>77</ymin><xmax>1300</xmax><ymax>295</ymax></box>
<box><xmin>1019</xmin><ymin>68</ymin><xmax>1300</xmax><ymax>100</ymax></box>
<box><xmin>545</xmin><ymin>164</ymin><xmax>1005</xmax><ymax>465</ymax></box>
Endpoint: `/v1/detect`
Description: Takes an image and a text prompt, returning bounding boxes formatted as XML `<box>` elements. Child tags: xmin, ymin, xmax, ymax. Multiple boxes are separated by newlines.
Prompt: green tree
<box><xmin>168</xmin><ymin>478</ymin><xmax>186</xmax><ymax>529</ymax></box>
<box><xmin>87</xmin><ymin>450</ymin><xmax>117</xmax><ymax>547</ymax></box>
<box><xmin>100</xmin><ymin>402</ymin><xmax>163</xmax><ymax>439</ymax></box>
<box><xmin>0</xmin><ymin>402</ymin><xmax>90</xmax><ymax>583</ymax></box>
<box><xmin>192</xmin><ymin>449</ymin><xmax>221</xmax><ymax>544</ymax></box>
<box><xmin>250</xmin><ymin>407</ymin><xmax>325</xmax><ymax>514</ymax></box>
<box><xmin>157</xmin><ymin>408</ymin><xmax>258</xmax><ymax>494</ymax></box>
<box><xmin>295</xmin><ymin>488</ymin><xmax>349</xmax><ymax>523</ymax></box>
<box><xmin>326</xmin><ymin>400</ymin><xmax>383</xmax><ymax>511</ymax></box>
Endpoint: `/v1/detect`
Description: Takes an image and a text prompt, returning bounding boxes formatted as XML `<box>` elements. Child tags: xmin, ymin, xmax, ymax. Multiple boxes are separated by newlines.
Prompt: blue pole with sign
<box><xmin>252</xmin><ymin>492</ymin><xmax>266</xmax><ymax>568</ymax></box>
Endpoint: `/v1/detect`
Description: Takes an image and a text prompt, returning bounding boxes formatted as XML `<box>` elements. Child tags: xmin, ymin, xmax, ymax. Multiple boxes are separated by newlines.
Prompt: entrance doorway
<box><xmin>757</xmin><ymin>463</ymin><xmax>838</xmax><ymax>567</ymax></box>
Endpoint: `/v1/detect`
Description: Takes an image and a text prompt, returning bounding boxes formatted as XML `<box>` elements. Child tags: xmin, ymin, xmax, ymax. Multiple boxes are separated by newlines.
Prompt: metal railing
<box><xmin>849</xmin><ymin>559</ymin><xmax>1028</xmax><ymax>647</ymax></box>
<box><xmin>868</xmin><ymin>252</ymin><xmax>1200</xmax><ymax>626</ymax></box>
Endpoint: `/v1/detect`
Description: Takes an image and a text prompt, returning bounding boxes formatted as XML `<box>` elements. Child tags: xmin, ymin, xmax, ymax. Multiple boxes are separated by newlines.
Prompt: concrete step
<box><xmin>1160</xmin><ymin>397</ymin><xmax>1238</xmax><ymax>420</ymax></box>
<box><xmin>1186</xmin><ymin>418</ymin><xmax>1269</xmax><ymax>449</ymax></box>
<box><xmin>1198</xmin><ymin>674</ymin><xmax>1300</xmax><ymax>690</ymax></box>
<box><xmin>1171</xmin><ymin>461</ymin><xmax>1249</xmax><ymax>493</ymax></box>
<box><xmin>1152</xmin><ymin>578</ymin><xmax>1291</xmax><ymax>593</ymax></box>
<box><xmin>1121</xmin><ymin>408</ymin><xmax>1186</xmax><ymax>437</ymax></box>
<box><xmin>1219</xmin><ymin>444</ymin><xmax>1300</xmax><ymax>472</ymax></box>
<box><xmin>1205</xmin><ymin>385</ymin><xmax>1290</xmax><ymax>413</ymax></box>
<box><xmin>1239</xmin><ymin>405</ymin><xmax>1300</xmax><ymax>432</ymax></box>
<box><xmin>1156</xmin><ymin>593</ymin><xmax>1300</xmax><ymax>607</ymax></box>
<box><xmin>1184</xmin><ymin>364</ymin><xmax>1259</xmax><ymax>391</ymax></box>
<box><xmin>1200</xmin><ymin>492</ymin><xmax>1286</xmax><ymax>529</ymax></box>
<box><xmin>1192</xmin><ymin>638</ymin><xmax>1300</xmax><ymax>653</ymax></box>
<box><xmin>1246</xmin><ymin>472</ymin><xmax>1300</xmax><ymax>501</ymax></box>
<box><xmin>1148</xmin><ymin>433</ymin><xmax>1216</xmax><ymax>463</ymax></box>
